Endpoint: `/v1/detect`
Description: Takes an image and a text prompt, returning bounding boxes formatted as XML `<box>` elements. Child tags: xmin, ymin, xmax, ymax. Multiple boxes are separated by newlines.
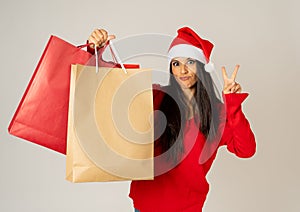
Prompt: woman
<box><xmin>88</xmin><ymin>27</ymin><xmax>256</xmax><ymax>212</ymax></box>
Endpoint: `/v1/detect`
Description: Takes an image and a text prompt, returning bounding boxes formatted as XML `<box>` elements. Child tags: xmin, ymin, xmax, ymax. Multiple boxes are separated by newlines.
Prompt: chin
<box><xmin>176</xmin><ymin>80</ymin><xmax>196</xmax><ymax>90</ymax></box>
<box><xmin>180</xmin><ymin>84</ymin><xmax>192</xmax><ymax>89</ymax></box>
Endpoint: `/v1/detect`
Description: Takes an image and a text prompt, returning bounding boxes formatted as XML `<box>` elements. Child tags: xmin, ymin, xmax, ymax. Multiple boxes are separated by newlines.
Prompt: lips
<box><xmin>179</xmin><ymin>76</ymin><xmax>190</xmax><ymax>81</ymax></box>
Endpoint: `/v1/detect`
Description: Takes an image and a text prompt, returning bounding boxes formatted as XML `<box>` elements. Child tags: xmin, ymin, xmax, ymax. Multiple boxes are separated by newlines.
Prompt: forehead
<box><xmin>171</xmin><ymin>57</ymin><xmax>195</xmax><ymax>63</ymax></box>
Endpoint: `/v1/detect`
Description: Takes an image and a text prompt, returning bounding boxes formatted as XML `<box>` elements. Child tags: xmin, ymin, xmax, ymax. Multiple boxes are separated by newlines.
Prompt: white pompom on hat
<box><xmin>167</xmin><ymin>26</ymin><xmax>215</xmax><ymax>72</ymax></box>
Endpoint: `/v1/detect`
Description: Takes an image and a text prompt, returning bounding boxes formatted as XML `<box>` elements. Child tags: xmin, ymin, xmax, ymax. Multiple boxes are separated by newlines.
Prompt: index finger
<box><xmin>221</xmin><ymin>66</ymin><xmax>228</xmax><ymax>80</ymax></box>
<box><xmin>231</xmin><ymin>65</ymin><xmax>240</xmax><ymax>80</ymax></box>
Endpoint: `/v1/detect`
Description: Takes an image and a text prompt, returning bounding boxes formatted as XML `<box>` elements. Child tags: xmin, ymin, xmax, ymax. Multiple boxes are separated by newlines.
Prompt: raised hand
<box><xmin>222</xmin><ymin>65</ymin><xmax>242</xmax><ymax>94</ymax></box>
<box><xmin>88</xmin><ymin>28</ymin><xmax>116</xmax><ymax>48</ymax></box>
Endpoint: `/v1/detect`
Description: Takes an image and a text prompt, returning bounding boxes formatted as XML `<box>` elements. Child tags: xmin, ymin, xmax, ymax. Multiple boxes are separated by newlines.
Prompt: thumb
<box><xmin>107</xmin><ymin>34</ymin><xmax>116</xmax><ymax>41</ymax></box>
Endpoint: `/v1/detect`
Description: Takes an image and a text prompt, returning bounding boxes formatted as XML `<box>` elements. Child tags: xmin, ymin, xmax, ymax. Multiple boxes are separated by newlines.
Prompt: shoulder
<box><xmin>152</xmin><ymin>84</ymin><xmax>169</xmax><ymax>94</ymax></box>
<box><xmin>152</xmin><ymin>84</ymin><xmax>170</xmax><ymax>110</ymax></box>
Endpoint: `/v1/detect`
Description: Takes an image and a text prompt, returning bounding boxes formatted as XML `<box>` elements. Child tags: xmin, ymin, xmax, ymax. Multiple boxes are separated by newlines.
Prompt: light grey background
<box><xmin>1</xmin><ymin>0</ymin><xmax>299</xmax><ymax>211</ymax></box>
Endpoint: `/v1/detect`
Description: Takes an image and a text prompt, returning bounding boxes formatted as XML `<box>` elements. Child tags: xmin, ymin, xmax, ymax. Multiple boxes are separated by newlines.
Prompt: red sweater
<box><xmin>129</xmin><ymin>85</ymin><xmax>256</xmax><ymax>212</ymax></box>
<box><xmin>86</xmin><ymin>46</ymin><xmax>256</xmax><ymax>211</ymax></box>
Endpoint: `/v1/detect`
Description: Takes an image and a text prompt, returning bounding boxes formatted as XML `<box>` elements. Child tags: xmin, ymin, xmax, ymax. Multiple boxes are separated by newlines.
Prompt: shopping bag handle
<box><xmin>77</xmin><ymin>43</ymin><xmax>91</xmax><ymax>49</ymax></box>
<box><xmin>77</xmin><ymin>42</ymin><xmax>127</xmax><ymax>74</ymax></box>
<box><xmin>77</xmin><ymin>43</ymin><xmax>101</xmax><ymax>73</ymax></box>
<box><xmin>107</xmin><ymin>40</ymin><xmax>127</xmax><ymax>74</ymax></box>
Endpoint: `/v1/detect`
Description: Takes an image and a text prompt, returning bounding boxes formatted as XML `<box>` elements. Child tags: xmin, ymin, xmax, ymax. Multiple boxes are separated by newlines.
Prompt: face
<box><xmin>171</xmin><ymin>57</ymin><xmax>198</xmax><ymax>90</ymax></box>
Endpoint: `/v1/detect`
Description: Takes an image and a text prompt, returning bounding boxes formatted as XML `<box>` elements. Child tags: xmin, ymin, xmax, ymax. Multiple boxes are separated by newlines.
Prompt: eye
<box><xmin>186</xmin><ymin>59</ymin><xmax>195</xmax><ymax>65</ymax></box>
<box><xmin>171</xmin><ymin>61</ymin><xmax>179</xmax><ymax>67</ymax></box>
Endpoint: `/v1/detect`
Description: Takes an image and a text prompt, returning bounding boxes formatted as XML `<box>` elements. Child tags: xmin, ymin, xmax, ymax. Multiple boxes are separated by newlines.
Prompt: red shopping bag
<box><xmin>8</xmin><ymin>35</ymin><xmax>139</xmax><ymax>154</ymax></box>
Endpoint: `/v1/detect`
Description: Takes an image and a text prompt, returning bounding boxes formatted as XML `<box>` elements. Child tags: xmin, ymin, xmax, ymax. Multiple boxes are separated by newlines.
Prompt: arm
<box><xmin>152</xmin><ymin>84</ymin><xmax>166</xmax><ymax>157</ymax></box>
<box><xmin>152</xmin><ymin>84</ymin><xmax>165</xmax><ymax>110</ymax></box>
<box><xmin>220</xmin><ymin>93</ymin><xmax>256</xmax><ymax>158</ymax></box>
<box><xmin>219</xmin><ymin>65</ymin><xmax>256</xmax><ymax>158</ymax></box>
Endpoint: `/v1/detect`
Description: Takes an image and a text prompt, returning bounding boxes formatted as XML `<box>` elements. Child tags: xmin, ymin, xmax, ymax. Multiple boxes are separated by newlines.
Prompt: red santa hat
<box><xmin>167</xmin><ymin>26</ymin><xmax>215</xmax><ymax>72</ymax></box>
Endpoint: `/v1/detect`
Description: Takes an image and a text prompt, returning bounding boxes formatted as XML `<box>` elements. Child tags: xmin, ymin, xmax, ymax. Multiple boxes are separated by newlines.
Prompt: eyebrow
<box><xmin>186</xmin><ymin>57</ymin><xmax>196</xmax><ymax>61</ymax></box>
<box><xmin>171</xmin><ymin>58</ymin><xmax>195</xmax><ymax>63</ymax></box>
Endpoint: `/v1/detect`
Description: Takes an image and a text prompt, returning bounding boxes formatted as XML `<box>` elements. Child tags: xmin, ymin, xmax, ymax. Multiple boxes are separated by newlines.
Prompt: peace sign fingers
<box><xmin>222</xmin><ymin>65</ymin><xmax>242</xmax><ymax>94</ymax></box>
<box><xmin>222</xmin><ymin>65</ymin><xmax>239</xmax><ymax>81</ymax></box>
<box><xmin>231</xmin><ymin>64</ymin><xmax>240</xmax><ymax>81</ymax></box>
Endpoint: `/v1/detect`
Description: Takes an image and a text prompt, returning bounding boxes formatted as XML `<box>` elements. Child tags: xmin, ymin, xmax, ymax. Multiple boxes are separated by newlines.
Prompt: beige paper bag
<box><xmin>66</xmin><ymin>64</ymin><xmax>154</xmax><ymax>182</ymax></box>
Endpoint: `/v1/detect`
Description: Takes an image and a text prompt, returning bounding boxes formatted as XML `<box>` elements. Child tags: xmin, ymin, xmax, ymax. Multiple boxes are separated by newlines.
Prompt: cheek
<box><xmin>189</xmin><ymin>65</ymin><xmax>197</xmax><ymax>74</ymax></box>
<box><xmin>171</xmin><ymin>67</ymin><xmax>180</xmax><ymax>76</ymax></box>
<box><xmin>189</xmin><ymin>66</ymin><xmax>198</xmax><ymax>84</ymax></box>
<box><xmin>190</xmin><ymin>74</ymin><xmax>198</xmax><ymax>85</ymax></box>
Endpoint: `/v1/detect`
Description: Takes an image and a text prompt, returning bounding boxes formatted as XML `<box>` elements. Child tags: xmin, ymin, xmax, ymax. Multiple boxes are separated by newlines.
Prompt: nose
<box><xmin>180</xmin><ymin>63</ymin><xmax>189</xmax><ymax>74</ymax></box>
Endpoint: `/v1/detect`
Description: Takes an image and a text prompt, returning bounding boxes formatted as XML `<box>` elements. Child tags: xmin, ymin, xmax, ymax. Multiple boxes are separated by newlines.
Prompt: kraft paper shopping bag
<box><xmin>66</xmin><ymin>64</ymin><xmax>154</xmax><ymax>182</ymax></box>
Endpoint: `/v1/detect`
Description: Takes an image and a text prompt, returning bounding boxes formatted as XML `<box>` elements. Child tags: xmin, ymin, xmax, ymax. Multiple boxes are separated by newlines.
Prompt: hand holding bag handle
<box><xmin>91</xmin><ymin>39</ymin><xmax>128</xmax><ymax>74</ymax></box>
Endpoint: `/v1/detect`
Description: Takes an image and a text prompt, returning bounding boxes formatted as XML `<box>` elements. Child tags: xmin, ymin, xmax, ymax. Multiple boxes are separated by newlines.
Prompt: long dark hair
<box><xmin>155</xmin><ymin>60</ymin><xmax>222</xmax><ymax>164</ymax></box>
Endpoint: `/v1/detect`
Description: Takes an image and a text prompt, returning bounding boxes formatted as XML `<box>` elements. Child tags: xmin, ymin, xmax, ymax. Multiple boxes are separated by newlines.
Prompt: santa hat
<box><xmin>167</xmin><ymin>26</ymin><xmax>215</xmax><ymax>72</ymax></box>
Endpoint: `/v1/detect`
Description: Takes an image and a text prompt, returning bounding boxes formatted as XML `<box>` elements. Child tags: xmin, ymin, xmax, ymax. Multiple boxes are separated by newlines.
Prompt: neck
<box><xmin>182</xmin><ymin>87</ymin><xmax>196</xmax><ymax>101</ymax></box>
<box><xmin>181</xmin><ymin>86</ymin><xmax>196</xmax><ymax>120</ymax></box>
